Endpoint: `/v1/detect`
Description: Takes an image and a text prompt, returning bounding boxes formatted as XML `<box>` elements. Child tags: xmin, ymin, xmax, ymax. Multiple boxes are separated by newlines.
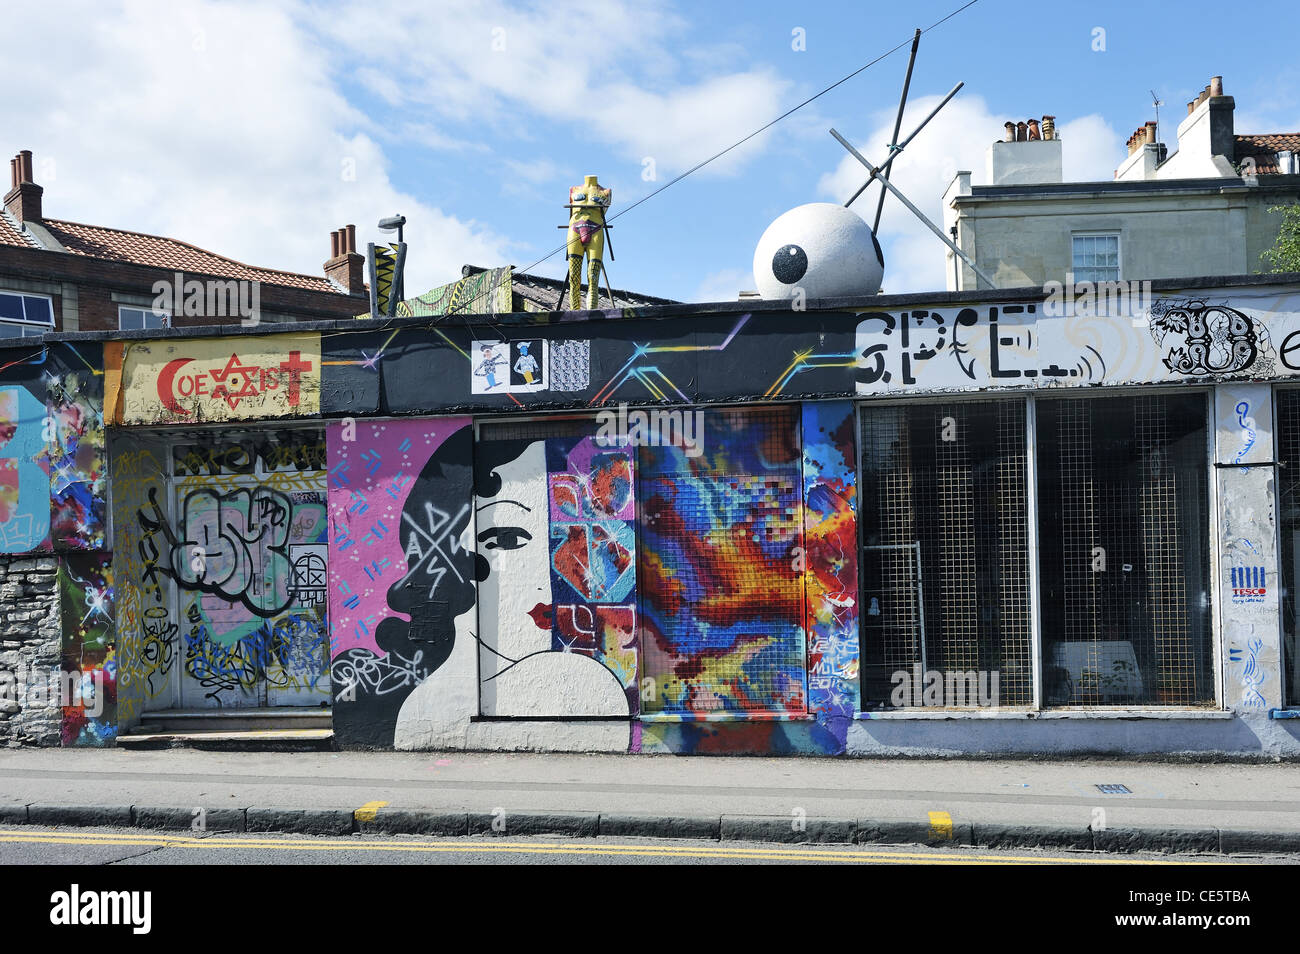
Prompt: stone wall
<box><xmin>0</xmin><ymin>556</ymin><xmax>62</xmax><ymax>747</ymax></box>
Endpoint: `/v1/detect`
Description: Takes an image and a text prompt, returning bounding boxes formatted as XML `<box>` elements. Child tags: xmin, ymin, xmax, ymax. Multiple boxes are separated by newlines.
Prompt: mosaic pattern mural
<box><xmin>637</xmin><ymin>406</ymin><xmax>808</xmax><ymax>718</ymax></box>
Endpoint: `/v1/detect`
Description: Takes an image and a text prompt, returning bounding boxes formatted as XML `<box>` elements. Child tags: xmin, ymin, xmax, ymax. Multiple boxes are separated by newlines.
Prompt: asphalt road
<box><xmin>0</xmin><ymin>826</ymin><xmax>1288</xmax><ymax>865</ymax></box>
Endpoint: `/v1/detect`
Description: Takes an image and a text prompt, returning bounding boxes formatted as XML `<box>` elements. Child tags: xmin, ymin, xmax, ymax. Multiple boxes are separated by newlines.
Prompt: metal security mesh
<box><xmin>1277</xmin><ymin>389</ymin><xmax>1300</xmax><ymax>705</ymax></box>
<box><xmin>637</xmin><ymin>405</ymin><xmax>808</xmax><ymax>715</ymax></box>
<box><xmin>859</xmin><ymin>400</ymin><xmax>1031</xmax><ymax>708</ymax></box>
<box><xmin>1037</xmin><ymin>394</ymin><xmax>1212</xmax><ymax>706</ymax></box>
<box><xmin>477</xmin><ymin>416</ymin><xmax>597</xmax><ymax>442</ymax></box>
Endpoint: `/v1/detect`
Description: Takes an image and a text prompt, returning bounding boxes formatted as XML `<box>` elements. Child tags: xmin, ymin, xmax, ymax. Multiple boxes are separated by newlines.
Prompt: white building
<box><xmin>943</xmin><ymin>76</ymin><xmax>1300</xmax><ymax>291</ymax></box>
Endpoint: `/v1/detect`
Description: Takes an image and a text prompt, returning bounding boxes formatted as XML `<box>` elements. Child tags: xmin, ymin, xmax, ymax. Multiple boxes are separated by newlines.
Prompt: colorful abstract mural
<box><xmin>58</xmin><ymin>552</ymin><xmax>116</xmax><ymax>745</ymax></box>
<box><xmin>546</xmin><ymin>437</ymin><xmax>638</xmax><ymax>710</ymax></box>
<box><xmin>0</xmin><ymin>342</ymin><xmax>105</xmax><ymax>554</ymax></box>
<box><xmin>800</xmin><ymin>401</ymin><xmax>860</xmax><ymax>748</ymax></box>
<box><xmin>637</xmin><ymin>406</ymin><xmax>808</xmax><ymax>718</ymax></box>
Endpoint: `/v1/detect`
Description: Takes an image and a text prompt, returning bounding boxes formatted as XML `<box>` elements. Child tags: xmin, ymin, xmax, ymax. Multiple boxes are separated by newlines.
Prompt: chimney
<box><xmin>1016</xmin><ymin>121</ymin><xmax>1028</xmax><ymax>141</ymax></box>
<box><xmin>1211</xmin><ymin>75</ymin><xmax>1224</xmax><ymax>97</ymax></box>
<box><xmin>1027</xmin><ymin>119</ymin><xmax>1041</xmax><ymax>140</ymax></box>
<box><xmin>4</xmin><ymin>150</ymin><xmax>43</xmax><ymax>224</ymax></box>
<box><xmin>324</xmin><ymin>223</ymin><xmax>365</xmax><ymax>295</ymax></box>
<box><xmin>1041</xmin><ymin>115</ymin><xmax>1055</xmax><ymax>140</ymax></box>
<box><xmin>1003</xmin><ymin>121</ymin><xmax>1016</xmax><ymax>142</ymax></box>
<box><xmin>1144</xmin><ymin>121</ymin><xmax>1157</xmax><ymax>145</ymax></box>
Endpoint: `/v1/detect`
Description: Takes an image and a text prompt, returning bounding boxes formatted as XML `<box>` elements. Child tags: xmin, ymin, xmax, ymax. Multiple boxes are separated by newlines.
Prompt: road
<box><xmin>0</xmin><ymin>826</ymin><xmax>1287</xmax><ymax>865</ymax></box>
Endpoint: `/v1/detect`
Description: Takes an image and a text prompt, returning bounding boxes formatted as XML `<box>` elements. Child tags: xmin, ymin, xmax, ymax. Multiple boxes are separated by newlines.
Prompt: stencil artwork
<box><xmin>637</xmin><ymin>406</ymin><xmax>808</xmax><ymax>717</ymax></box>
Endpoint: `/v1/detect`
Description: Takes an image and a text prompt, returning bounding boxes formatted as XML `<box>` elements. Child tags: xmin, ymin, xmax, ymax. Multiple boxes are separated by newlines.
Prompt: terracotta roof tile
<box><xmin>38</xmin><ymin>219</ymin><xmax>338</xmax><ymax>293</ymax></box>
<box><xmin>0</xmin><ymin>211</ymin><xmax>34</xmax><ymax>248</ymax></box>
<box><xmin>1235</xmin><ymin>133</ymin><xmax>1300</xmax><ymax>174</ymax></box>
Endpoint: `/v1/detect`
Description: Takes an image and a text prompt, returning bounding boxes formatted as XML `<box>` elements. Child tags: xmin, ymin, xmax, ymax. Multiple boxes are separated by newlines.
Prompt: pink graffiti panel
<box><xmin>326</xmin><ymin>418</ymin><xmax>469</xmax><ymax>659</ymax></box>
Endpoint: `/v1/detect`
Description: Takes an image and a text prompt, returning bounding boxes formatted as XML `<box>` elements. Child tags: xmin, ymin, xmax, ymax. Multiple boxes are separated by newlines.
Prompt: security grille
<box><xmin>1037</xmin><ymin>394</ymin><xmax>1212</xmax><ymax>706</ymax></box>
<box><xmin>1277</xmin><ymin>389</ymin><xmax>1300</xmax><ymax>705</ymax></box>
<box><xmin>859</xmin><ymin>400</ymin><xmax>1032</xmax><ymax>708</ymax></box>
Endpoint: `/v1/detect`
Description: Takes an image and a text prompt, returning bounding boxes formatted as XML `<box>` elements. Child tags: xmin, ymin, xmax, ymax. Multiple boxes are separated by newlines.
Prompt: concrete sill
<box><xmin>857</xmin><ymin>708</ymin><xmax>1233</xmax><ymax>720</ymax></box>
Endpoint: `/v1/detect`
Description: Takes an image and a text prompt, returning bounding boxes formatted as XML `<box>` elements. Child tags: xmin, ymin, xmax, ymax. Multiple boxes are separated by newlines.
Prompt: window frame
<box><xmin>0</xmin><ymin>289</ymin><xmax>55</xmax><ymax>337</ymax></box>
<box><xmin>117</xmin><ymin>305</ymin><xmax>172</xmax><ymax>331</ymax></box>
<box><xmin>1070</xmin><ymin>231</ymin><xmax>1122</xmax><ymax>285</ymax></box>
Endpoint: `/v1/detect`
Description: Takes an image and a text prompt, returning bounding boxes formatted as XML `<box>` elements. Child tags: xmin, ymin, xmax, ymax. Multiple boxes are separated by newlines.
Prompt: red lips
<box><xmin>527</xmin><ymin>602</ymin><xmax>553</xmax><ymax>629</ymax></box>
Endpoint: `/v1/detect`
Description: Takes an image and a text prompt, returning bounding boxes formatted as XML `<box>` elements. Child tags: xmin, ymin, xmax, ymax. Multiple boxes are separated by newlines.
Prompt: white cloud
<box><xmin>690</xmin><ymin>267</ymin><xmax>752</xmax><ymax>303</ymax></box>
<box><xmin>2</xmin><ymin>0</ymin><xmax>511</xmax><ymax>296</ymax></box>
<box><xmin>816</xmin><ymin>92</ymin><xmax>1123</xmax><ymax>293</ymax></box>
<box><xmin>315</xmin><ymin>0</ymin><xmax>792</xmax><ymax>177</ymax></box>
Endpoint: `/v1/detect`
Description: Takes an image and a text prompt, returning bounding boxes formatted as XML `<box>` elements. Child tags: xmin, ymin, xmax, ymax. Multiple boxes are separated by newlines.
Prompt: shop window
<box><xmin>859</xmin><ymin>400</ymin><xmax>1032</xmax><ymax>708</ymax></box>
<box><xmin>1036</xmin><ymin>394</ymin><xmax>1213</xmax><ymax>706</ymax></box>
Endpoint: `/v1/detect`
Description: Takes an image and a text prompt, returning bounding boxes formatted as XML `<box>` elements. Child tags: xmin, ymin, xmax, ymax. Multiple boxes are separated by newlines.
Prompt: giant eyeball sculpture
<box><xmin>753</xmin><ymin>202</ymin><xmax>884</xmax><ymax>301</ymax></box>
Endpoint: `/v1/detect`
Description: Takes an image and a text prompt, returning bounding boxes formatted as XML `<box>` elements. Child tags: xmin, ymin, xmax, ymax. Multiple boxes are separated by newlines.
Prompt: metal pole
<box><xmin>869</xmin><ymin>29</ymin><xmax>921</xmax><ymax>232</ymax></box>
<box><xmin>830</xmin><ymin>127</ymin><xmax>996</xmax><ymax>288</ymax></box>
<box><xmin>844</xmin><ymin>83</ymin><xmax>964</xmax><ymax>209</ymax></box>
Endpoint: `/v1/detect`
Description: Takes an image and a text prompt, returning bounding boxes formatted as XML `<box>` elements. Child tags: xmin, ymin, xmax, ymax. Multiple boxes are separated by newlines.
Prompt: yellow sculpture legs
<box><xmin>567</xmin><ymin>227</ymin><xmax>605</xmax><ymax>310</ymax></box>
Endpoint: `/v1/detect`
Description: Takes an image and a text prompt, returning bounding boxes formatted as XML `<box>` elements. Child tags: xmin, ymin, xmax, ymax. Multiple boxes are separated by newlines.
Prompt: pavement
<box><xmin>2</xmin><ymin>748</ymin><xmax>1300</xmax><ymax>855</ymax></box>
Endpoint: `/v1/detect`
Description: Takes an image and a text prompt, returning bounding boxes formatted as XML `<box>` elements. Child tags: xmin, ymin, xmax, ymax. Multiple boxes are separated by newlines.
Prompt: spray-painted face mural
<box><xmin>327</xmin><ymin>420</ymin><xmax>476</xmax><ymax>748</ymax></box>
<box><xmin>475</xmin><ymin>438</ymin><xmax>629</xmax><ymax>717</ymax></box>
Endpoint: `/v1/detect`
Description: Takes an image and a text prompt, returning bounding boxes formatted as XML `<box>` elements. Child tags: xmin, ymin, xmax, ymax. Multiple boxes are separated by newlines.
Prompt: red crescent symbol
<box><xmin>157</xmin><ymin>357</ymin><xmax>193</xmax><ymax>416</ymax></box>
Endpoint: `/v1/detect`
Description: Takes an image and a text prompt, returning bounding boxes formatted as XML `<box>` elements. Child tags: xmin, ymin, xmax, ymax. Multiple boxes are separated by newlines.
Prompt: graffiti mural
<box><xmin>327</xmin><ymin>419</ymin><xmax>476</xmax><ymax>748</ymax></box>
<box><xmin>58</xmin><ymin>553</ymin><xmax>115</xmax><ymax>745</ymax></box>
<box><xmin>112</xmin><ymin>440</ymin><xmax>175</xmax><ymax>726</ymax></box>
<box><xmin>112</xmin><ymin>334</ymin><xmax>320</xmax><ymax>425</ymax></box>
<box><xmin>0</xmin><ymin>342</ymin><xmax>105</xmax><ymax>554</ymax></box>
<box><xmin>800</xmin><ymin>401</ymin><xmax>860</xmax><ymax>749</ymax></box>
<box><xmin>546</xmin><ymin>437</ymin><xmax>638</xmax><ymax>711</ymax></box>
<box><xmin>638</xmin><ymin>406</ymin><xmax>808</xmax><ymax>718</ymax></box>
<box><xmin>163</xmin><ymin>475</ymin><xmax>330</xmax><ymax>707</ymax></box>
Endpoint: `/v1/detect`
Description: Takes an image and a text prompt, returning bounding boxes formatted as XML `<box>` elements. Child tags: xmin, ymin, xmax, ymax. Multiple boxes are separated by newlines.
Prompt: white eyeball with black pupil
<box><xmin>753</xmin><ymin>202</ymin><xmax>884</xmax><ymax>301</ymax></box>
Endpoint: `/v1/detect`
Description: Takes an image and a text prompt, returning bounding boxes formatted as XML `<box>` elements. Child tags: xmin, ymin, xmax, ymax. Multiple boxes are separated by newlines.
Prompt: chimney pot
<box><xmin>1187</xmin><ymin>101</ymin><xmax>1195</xmax><ymax>115</ymax></box>
<box><xmin>1028</xmin><ymin>119</ymin><xmax>1041</xmax><ymax>140</ymax></box>
<box><xmin>1041</xmin><ymin>115</ymin><xmax>1055</xmax><ymax>140</ymax></box>
<box><xmin>4</xmin><ymin>150</ymin><xmax>42</xmax><ymax>224</ymax></box>
<box><xmin>1004</xmin><ymin>121</ymin><xmax>1016</xmax><ymax>142</ymax></box>
<box><xmin>331</xmin><ymin>230</ymin><xmax>341</xmax><ymax>258</ymax></box>
<box><xmin>345</xmin><ymin>224</ymin><xmax>356</xmax><ymax>253</ymax></box>
<box><xmin>1016</xmin><ymin>121</ymin><xmax>1028</xmax><ymax>142</ymax></box>
<box><xmin>1211</xmin><ymin>75</ymin><xmax>1224</xmax><ymax>97</ymax></box>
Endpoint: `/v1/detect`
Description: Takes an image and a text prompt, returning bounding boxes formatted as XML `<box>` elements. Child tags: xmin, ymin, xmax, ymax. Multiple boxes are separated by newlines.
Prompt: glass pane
<box><xmin>859</xmin><ymin>400</ymin><xmax>1033</xmax><ymax>708</ymax></box>
<box><xmin>0</xmin><ymin>294</ymin><xmax>23</xmax><ymax>323</ymax></box>
<box><xmin>0</xmin><ymin>322</ymin><xmax>24</xmax><ymax>337</ymax></box>
<box><xmin>21</xmin><ymin>296</ymin><xmax>52</xmax><ymax>325</ymax></box>
<box><xmin>145</xmin><ymin>310</ymin><xmax>170</xmax><ymax>329</ymax></box>
<box><xmin>1037</xmin><ymin>394</ymin><xmax>1213</xmax><ymax>706</ymax></box>
<box><xmin>119</xmin><ymin>309</ymin><xmax>143</xmax><ymax>330</ymax></box>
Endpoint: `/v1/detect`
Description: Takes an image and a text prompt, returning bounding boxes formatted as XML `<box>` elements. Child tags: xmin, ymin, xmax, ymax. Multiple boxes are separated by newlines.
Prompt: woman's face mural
<box><xmin>327</xmin><ymin>422</ymin><xmax>477</xmax><ymax>748</ymax></box>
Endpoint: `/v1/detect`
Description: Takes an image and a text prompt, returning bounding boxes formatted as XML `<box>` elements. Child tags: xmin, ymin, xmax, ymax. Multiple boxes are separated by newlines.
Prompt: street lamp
<box><xmin>378</xmin><ymin>214</ymin><xmax>407</xmax><ymax>302</ymax></box>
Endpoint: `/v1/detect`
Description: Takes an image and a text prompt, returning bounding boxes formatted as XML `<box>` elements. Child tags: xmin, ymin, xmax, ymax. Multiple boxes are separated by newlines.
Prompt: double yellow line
<box><xmin>0</xmin><ymin>829</ymin><xmax>1201</xmax><ymax>865</ymax></box>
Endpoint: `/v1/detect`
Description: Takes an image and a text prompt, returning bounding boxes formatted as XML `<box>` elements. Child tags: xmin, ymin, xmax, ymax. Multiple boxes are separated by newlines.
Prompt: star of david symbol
<box><xmin>208</xmin><ymin>353</ymin><xmax>259</xmax><ymax>410</ymax></box>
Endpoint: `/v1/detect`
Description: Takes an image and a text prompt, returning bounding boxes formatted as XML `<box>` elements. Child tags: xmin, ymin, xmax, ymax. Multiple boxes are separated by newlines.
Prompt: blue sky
<box><xmin>6</xmin><ymin>0</ymin><xmax>1299</xmax><ymax>302</ymax></box>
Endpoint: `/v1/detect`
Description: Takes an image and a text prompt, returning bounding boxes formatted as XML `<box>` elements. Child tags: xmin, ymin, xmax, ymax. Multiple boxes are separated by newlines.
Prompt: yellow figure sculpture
<box><xmin>566</xmin><ymin>175</ymin><xmax>611</xmax><ymax>309</ymax></box>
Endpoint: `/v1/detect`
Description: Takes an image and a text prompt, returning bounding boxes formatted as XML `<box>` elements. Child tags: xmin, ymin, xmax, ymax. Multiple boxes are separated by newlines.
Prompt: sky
<box><xmin>5</xmin><ymin>0</ymin><xmax>1300</xmax><ymax>303</ymax></box>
